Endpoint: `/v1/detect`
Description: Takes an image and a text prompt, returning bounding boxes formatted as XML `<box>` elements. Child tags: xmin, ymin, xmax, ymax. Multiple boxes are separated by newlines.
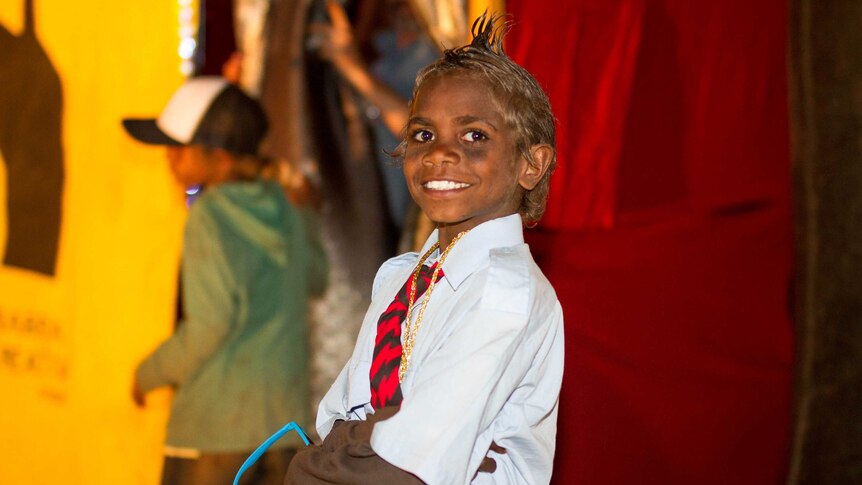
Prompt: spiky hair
<box><xmin>408</xmin><ymin>13</ymin><xmax>557</xmax><ymax>225</ymax></box>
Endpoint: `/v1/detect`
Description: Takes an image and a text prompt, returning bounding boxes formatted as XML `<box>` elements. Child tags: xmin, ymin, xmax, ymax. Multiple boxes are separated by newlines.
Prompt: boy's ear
<box><xmin>213</xmin><ymin>147</ymin><xmax>234</xmax><ymax>163</ymax></box>
<box><xmin>210</xmin><ymin>147</ymin><xmax>238</xmax><ymax>177</ymax></box>
<box><xmin>212</xmin><ymin>148</ymin><xmax>238</xmax><ymax>168</ymax></box>
<box><xmin>518</xmin><ymin>144</ymin><xmax>554</xmax><ymax>190</ymax></box>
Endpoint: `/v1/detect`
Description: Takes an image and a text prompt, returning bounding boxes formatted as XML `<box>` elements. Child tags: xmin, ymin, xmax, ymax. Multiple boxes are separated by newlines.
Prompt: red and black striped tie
<box><xmin>369</xmin><ymin>262</ymin><xmax>442</xmax><ymax>409</ymax></box>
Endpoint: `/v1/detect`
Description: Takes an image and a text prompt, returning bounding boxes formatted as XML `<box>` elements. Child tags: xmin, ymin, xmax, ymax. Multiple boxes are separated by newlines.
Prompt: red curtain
<box><xmin>507</xmin><ymin>1</ymin><xmax>793</xmax><ymax>483</ymax></box>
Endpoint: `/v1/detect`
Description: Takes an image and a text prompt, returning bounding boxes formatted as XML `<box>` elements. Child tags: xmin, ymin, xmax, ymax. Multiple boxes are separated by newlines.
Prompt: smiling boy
<box><xmin>286</xmin><ymin>14</ymin><xmax>564</xmax><ymax>484</ymax></box>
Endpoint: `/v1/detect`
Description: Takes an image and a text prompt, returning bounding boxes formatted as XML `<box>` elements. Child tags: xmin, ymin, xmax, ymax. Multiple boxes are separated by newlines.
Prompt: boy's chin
<box><xmin>425</xmin><ymin>213</ymin><xmax>469</xmax><ymax>227</ymax></box>
<box><xmin>430</xmin><ymin>214</ymin><xmax>501</xmax><ymax>233</ymax></box>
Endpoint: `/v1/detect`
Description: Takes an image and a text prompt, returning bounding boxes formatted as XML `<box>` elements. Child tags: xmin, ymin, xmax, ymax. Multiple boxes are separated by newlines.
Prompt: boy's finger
<box><xmin>131</xmin><ymin>383</ymin><xmax>146</xmax><ymax>408</ymax></box>
<box><xmin>489</xmin><ymin>441</ymin><xmax>507</xmax><ymax>454</ymax></box>
<box><xmin>326</xmin><ymin>0</ymin><xmax>350</xmax><ymax>30</ymax></box>
<box><xmin>476</xmin><ymin>456</ymin><xmax>497</xmax><ymax>474</ymax></box>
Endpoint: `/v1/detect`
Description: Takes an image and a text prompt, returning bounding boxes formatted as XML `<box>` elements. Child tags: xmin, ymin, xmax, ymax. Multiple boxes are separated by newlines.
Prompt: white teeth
<box><xmin>423</xmin><ymin>180</ymin><xmax>470</xmax><ymax>190</ymax></box>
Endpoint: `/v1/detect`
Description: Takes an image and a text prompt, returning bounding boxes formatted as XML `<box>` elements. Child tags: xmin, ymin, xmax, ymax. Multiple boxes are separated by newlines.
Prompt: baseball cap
<box><xmin>122</xmin><ymin>76</ymin><xmax>268</xmax><ymax>156</ymax></box>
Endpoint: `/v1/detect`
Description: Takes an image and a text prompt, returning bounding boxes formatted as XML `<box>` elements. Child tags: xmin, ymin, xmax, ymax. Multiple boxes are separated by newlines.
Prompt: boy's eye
<box><xmin>411</xmin><ymin>129</ymin><xmax>434</xmax><ymax>143</ymax></box>
<box><xmin>461</xmin><ymin>130</ymin><xmax>487</xmax><ymax>142</ymax></box>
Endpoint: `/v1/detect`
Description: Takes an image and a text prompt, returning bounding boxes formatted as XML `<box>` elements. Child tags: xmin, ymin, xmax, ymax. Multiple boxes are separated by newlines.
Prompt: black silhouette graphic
<box><xmin>0</xmin><ymin>0</ymin><xmax>64</xmax><ymax>276</ymax></box>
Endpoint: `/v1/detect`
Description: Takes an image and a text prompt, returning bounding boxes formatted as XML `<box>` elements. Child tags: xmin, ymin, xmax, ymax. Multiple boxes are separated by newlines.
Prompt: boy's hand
<box><xmin>221</xmin><ymin>51</ymin><xmax>243</xmax><ymax>84</ymax></box>
<box><xmin>307</xmin><ymin>1</ymin><xmax>362</xmax><ymax>69</ymax></box>
<box><xmin>131</xmin><ymin>376</ymin><xmax>146</xmax><ymax>408</ymax></box>
<box><xmin>285</xmin><ymin>406</ymin><xmax>422</xmax><ymax>484</ymax></box>
<box><xmin>307</xmin><ymin>0</ymin><xmax>409</xmax><ymax>135</ymax></box>
<box><xmin>476</xmin><ymin>441</ymin><xmax>507</xmax><ymax>476</ymax></box>
<box><xmin>323</xmin><ymin>406</ymin><xmax>400</xmax><ymax>451</ymax></box>
<box><xmin>281</xmin><ymin>162</ymin><xmax>323</xmax><ymax>211</ymax></box>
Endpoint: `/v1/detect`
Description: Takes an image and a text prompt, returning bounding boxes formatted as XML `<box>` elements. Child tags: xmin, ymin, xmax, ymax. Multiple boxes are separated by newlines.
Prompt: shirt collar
<box><xmin>418</xmin><ymin>214</ymin><xmax>525</xmax><ymax>291</ymax></box>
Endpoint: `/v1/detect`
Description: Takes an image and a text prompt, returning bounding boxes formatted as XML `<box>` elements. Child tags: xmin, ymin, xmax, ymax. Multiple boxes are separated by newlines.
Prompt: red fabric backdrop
<box><xmin>507</xmin><ymin>1</ymin><xmax>794</xmax><ymax>483</ymax></box>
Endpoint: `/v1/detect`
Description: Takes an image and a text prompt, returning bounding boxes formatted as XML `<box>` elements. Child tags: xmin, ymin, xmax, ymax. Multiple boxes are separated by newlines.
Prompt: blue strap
<box><xmin>232</xmin><ymin>421</ymin><xmax>311</xmax><ymax>485</ymax></box>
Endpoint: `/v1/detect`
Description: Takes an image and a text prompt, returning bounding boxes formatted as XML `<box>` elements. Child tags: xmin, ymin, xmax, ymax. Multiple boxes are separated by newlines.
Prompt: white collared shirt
<box><xmin>317</xmin><ymin>214</ymin><xmax>565</xmax><ymax>484</ymax></box>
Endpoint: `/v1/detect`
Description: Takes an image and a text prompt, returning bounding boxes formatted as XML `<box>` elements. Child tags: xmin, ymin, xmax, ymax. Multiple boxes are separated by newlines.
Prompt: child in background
<box><xmin>286</xmin><ymin>13</ymin><xmax>564</xmax><ymax>484</ymax></box>
<box><xmin>123</xmin><ymin>77</ymin><xmax>327</xmax><ymax>485</ymax></box>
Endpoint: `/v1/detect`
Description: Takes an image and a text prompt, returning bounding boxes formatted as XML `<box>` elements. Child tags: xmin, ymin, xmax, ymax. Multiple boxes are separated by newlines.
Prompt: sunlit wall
<box><xmin>0</xmin><ymin>0</ymin><xmax>191</xmax><ymax>483</ymax></box>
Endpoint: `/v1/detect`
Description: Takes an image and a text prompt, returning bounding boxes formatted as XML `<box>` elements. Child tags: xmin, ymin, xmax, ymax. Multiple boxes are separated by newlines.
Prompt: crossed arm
<box><xmin>285</xmin><ymin>406</ymin><xmax>501</xmax><ymax>484</ymax></box>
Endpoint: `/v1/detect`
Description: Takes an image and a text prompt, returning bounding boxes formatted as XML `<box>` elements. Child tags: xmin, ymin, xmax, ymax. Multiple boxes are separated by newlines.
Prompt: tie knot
<box><xmin>418</xmin><ymin>261</ymin><xmax>441</xmax><ymax>283</ymax></box>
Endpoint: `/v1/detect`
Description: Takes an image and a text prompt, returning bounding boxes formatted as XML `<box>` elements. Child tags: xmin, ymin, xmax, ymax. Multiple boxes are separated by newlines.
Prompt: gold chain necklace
<box><xmin>399</xmin><ymin>230</ymin><xmax>470</xmax><ymax>382</ymax></box>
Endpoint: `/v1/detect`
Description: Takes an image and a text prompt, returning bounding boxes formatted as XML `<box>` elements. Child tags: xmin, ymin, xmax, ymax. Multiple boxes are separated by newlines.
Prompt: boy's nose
<box><xmin>423</xmin><ymin>140</ymin><xmax>459</xmax><ymax>166</ymax></box>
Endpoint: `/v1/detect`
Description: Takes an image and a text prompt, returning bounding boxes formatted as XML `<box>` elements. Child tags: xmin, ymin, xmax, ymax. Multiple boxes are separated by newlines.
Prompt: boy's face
<box><xmin>403</xmin><ymin>74</ymin><xmax>531</xmax><ymax>236</ymax></box>
<box><xmin>165</xmin><ymin>145</ymin><xmax>219</xmax><ymax>188</ymax></box>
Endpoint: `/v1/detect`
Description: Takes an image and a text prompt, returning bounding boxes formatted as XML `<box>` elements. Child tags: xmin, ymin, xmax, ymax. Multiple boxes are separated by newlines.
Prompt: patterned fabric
<box><xmin>369</xmin><ymin>262</ymin><xmax>441</xmax><ymax>409</ymax></box>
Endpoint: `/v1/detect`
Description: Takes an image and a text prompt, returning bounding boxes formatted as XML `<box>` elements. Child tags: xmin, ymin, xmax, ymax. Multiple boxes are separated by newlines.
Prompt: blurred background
<box><xmin>0</xmin><ymin>0</ymin><xmax>858</xmax><ymax>483</ymax></box>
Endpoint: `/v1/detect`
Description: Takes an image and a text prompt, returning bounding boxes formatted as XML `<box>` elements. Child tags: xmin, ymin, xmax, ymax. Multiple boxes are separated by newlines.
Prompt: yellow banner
<box><xmin>0</xmin><ymin>0</ymin><xmax>189</xmax><ymax>483</ymax></box>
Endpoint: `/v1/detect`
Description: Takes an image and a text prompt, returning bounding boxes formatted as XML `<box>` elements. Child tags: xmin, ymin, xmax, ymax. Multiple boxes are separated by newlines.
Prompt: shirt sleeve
<box><xmin>471</xmin><ymin>303</ymin><xmax>564</xmax><ymax>485</ymax></box>
<box><xmin>135</xmin><ymin>206</ymin><xmax>236</xmax><ymax>392</ymax></box>
<box><xmin>316</xmin><ymin>361</ymin><xmax>351</xmax><ymax>438</ymax></box>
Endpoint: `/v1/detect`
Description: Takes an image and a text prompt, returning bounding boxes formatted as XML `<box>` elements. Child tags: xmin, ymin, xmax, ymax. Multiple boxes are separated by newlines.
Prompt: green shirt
<box><xmin>136</xmin><ymin>179</ymin><xmax>327</xmax><ymax>452</ymax></box>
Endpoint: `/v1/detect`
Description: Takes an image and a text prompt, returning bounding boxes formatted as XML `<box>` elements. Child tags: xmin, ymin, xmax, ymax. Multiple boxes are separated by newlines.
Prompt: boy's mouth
<box><xmin>422</xmin><ymin>180</ymin><xmax>471</xmax><ymax>190</ymax></box>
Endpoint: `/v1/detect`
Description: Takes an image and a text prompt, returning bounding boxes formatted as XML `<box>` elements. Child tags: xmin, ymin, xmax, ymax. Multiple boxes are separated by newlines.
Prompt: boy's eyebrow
<box><xmin>406</xmin><ymin>115</ymin><xmax>500</xmax><ymax>131</ymax></box>
<box><xmin>406</xmin><ymin>116</ymin><xmax>433</xmax><ymax>126</ymax></box>
<box><xmin>454</xmin><ymin>115</ymin><xmax>498</xmax><ymax>131</ymax></box>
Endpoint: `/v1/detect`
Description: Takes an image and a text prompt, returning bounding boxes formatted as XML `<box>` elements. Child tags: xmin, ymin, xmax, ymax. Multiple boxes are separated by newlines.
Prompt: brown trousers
<box><xmin>162</xmin><ymin>448</ymin><xmax>298</xmax><ymax>485</ymax></box>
